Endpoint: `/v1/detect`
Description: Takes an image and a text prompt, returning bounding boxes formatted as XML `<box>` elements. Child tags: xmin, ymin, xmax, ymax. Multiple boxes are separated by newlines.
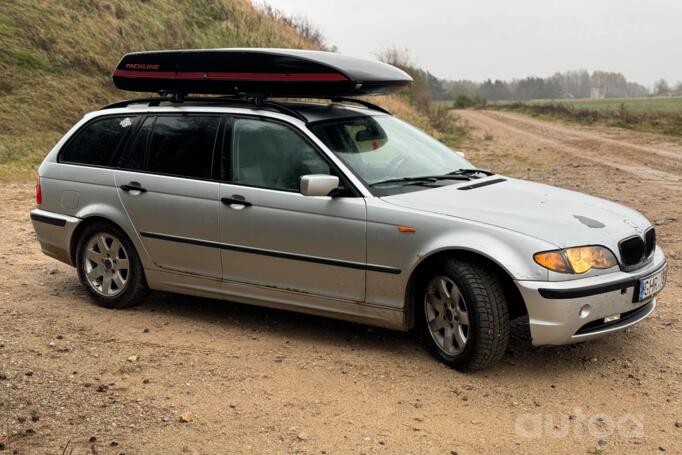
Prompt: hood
<box><xmin>382</xmin><ymin>176</ymin><xmax>651</xmax><ymax>250</ymax></box>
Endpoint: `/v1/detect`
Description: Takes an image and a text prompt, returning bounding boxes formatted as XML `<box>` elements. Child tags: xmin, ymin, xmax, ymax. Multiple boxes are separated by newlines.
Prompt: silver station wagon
<box><xmin>30</xmin><ymin>49</ymin><xmax>667</xmax><ymax>370</ymax></box>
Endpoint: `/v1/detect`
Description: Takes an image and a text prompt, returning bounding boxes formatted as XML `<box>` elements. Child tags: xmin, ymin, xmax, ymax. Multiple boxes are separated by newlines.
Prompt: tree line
<box><xmin>440</xmin><ymin>70</ymin><xmax>656</xmax><ymax>102</ymax></box>
<box><xmin>380</xmin><ymin>48</ymin><xmax>680</xmax><ymax>104</ymax></box>
<box><xmin>384</xmin><ymin>63</ymin><xmax>680</xmax><ymax>104</ymax></box>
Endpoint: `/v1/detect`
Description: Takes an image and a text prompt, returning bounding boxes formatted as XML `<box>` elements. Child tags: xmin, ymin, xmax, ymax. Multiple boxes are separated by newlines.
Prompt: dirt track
<box><xmin>1</xmin><ymin>111</ymin><xmax>681</xmax><ymax>454</ymax></box>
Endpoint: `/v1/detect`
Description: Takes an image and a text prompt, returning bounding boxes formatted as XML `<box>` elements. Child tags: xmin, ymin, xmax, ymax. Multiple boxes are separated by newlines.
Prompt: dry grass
<box><xmin>374</xmin><ymin>95</ymin><xmax>437</xmax><ymax>134</ymax></box>
<box><xmin>491</xmin><ymin>101</ymin><xmax>682</xmax><ymax>138</ymax></box>
<box><xmin>0</xmin><ymin>0</ymin><xmax>320</xmax><ymax>179</ymax></box>
<box><xmin>498</xmin><ymin>96</ymin><xmax>682</xmax><ymax>113</ymax></box>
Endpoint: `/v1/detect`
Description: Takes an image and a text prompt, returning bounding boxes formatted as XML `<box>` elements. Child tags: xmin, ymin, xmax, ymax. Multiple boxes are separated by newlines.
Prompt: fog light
<box><xmin>604</xmin><ymin>314</ymin><xmax>621</xmax><ymax>323</ymax></box>
<box><xmin>579</xmin><ymin>305</ymin><xmax>591</xmax><ymax>319</ymax></box>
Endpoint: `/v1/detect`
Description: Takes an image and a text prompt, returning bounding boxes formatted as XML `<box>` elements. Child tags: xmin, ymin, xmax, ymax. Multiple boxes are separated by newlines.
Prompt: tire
<box><xmin>75</xmin><ymin>221</ymin><xmax>148</xmax><ymax>309</ymax></box>
<box><xmin>417</xmin><ymin>258</ymin><xmax>510</xmax><ymax>371</ymax></box>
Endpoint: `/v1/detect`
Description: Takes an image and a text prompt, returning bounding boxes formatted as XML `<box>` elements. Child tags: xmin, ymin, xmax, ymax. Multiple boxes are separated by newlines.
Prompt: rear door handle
<box><xmin>221</xmin><ymin>195</ymin><xmax>252</xmax><ymax>207</ymax></box>
<box><xmin>120</xmin><ymin>182</ymin><xmax>147</xmax><ymax>193</ymax></box>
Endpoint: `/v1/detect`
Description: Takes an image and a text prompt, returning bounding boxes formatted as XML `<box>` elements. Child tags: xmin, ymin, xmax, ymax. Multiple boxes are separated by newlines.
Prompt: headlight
<box><xmin>534</xmin><ymin>246</ymin><xmax>618</xmax><ymax>274</ymax></box>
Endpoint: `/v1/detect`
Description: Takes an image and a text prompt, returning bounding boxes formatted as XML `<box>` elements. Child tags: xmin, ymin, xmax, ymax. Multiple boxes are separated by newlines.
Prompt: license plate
<box><xmin>636</xmin><ymin>267</ymin><xmax>667</xmax><ymax>302</ymax></box>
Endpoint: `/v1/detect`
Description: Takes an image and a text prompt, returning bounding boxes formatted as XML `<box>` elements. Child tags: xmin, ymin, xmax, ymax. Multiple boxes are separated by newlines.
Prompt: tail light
<box><xmin>35</xmin><ymin>179</ymin><xmax>42</xmax><ymax>205</ymax></box>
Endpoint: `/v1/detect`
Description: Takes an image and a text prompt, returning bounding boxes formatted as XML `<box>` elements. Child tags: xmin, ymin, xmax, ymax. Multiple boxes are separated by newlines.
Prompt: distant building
<box><xmin>590</xmin><ymin>87</ymin><xmax>606</xmax><ymax>99</ymax></box>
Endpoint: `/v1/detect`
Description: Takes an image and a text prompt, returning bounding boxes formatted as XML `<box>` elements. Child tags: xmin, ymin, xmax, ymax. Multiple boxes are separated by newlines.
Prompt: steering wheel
<box><xmin>385</xmin><ymin>156</ymin><xmax>407</xmax><ymax>176</ymax></box>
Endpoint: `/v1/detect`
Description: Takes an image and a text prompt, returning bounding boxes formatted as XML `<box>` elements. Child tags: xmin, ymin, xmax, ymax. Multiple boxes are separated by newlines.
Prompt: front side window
<box><xmin>146</xmin><ymin>115</ymin><xmax>220</xmax><ymax>179</ymax></box>
<box><xmin>227</xmin><ymin>118</ymin><xmax>331</xmax><ymax>191</ymax></box>
<box><xmin>60</xmin><ymin>116</ymin><xmax>138</xmax><ymax>166</ymax></box>
<box><xmin>309</xmin><ymin>116</ymin><xmax>473</xmax><ymax>192</ymax></box>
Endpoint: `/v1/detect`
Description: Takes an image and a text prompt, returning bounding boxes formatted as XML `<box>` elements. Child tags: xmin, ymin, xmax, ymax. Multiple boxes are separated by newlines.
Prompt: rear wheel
<box><xmin>418</xmin><ymin>258</ymin><xmax>510</xmax><ymax>371</ymax></box>
<box><xmin>76</xmin><ymin>222</ymin><xmax>147</xmax><ymax>309</ymax></box>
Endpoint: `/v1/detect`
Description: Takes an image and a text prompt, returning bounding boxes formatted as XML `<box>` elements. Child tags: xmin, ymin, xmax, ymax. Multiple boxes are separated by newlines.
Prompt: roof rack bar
<box><xmin>329</xmin><ymin>97</ymin><xmax>392</xmax><ymax>115</ymax></box>
<box><xmin>101</xmin><ymin>94</ymin><xmax>250</xmax><ymax>110</ymax></box>
<box><xmin>100</xmin><ymin>95</ymin><xmax>391</xmax><ymax>121</ymax></box>
<box><xmin>100</xmin><ymin>95</ymin><xmax>309</xmax><ymax>122</ymax></box>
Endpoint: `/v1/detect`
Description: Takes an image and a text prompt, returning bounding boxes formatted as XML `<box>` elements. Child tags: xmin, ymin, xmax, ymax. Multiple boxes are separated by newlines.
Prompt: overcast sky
<box><xmin>262</xmin><ymin>0</ymin><xmax>681</xmax><ymax>87</ymax></box>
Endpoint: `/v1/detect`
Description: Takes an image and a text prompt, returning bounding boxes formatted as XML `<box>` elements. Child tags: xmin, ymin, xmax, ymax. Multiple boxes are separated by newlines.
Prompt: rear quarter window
<box><xmin>60</xmin><ymin>116</ymin><xmax>138</xmax><ymax>166</ymax></box>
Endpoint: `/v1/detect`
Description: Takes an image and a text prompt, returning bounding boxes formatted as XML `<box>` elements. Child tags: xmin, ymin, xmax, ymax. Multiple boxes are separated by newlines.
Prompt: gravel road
<box><xmin>1</xmin><ymin>111</ymin><xmax>680</xmax><ymax>454</ymax></box>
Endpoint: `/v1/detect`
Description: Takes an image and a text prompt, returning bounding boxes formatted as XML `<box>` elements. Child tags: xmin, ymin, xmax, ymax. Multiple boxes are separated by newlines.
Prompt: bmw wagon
<box><xmin>30</xmin><ymin>49</ymin><xmax>667</xmax><ymax>370</ymax></box>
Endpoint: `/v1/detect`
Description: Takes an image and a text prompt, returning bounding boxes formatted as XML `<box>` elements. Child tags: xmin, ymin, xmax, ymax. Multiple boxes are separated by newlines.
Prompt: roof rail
<box><xmin>101</xmin><ymin>97</ymin><xmax>168</xmax><ymax>110</ymax></box>
<box><xmin>100</xmin><ymin>95</ymin><xmax>308</xmax><ymax>122</ymax></box>
<box><xmin>261</xmin><ymin>100</ymin><xmax>308</xmax><ymax>122</ymax></box>
<box><xmin>329</xmin><ymin>97</ymin><xmax>392</xmax><ymax>115</ymax></box>
<box><xmin>99</xmin><ymin>95</ymin><xmax>391</xmax><ymax>122</ymax></box>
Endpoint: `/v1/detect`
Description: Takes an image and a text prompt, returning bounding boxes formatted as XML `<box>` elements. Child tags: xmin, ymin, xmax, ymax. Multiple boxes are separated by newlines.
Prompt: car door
<box><xmin>218</xmin><ymin>116</ymin><xmax>367</xmax><ymax>302</ymax></box>
<box><xmin>115</xmin><ymin>114</ymin><xmax>223</xmax><ymax>279</ymax></box>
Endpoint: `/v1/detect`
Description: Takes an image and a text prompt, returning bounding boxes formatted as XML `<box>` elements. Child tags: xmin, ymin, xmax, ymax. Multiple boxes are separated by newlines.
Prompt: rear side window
<box><xmin>60</xmin><ymin>116</ymin><xmax>138</xmax><ymax>166</ymax></box>
<box><xmin>120</xmin><ymin>116</ymin><xmax>154</xmax><ymax>171</ymax></box>
<box><xmin>147</xmin><ymin>116</ymin><xmax>220</xmax><ymax>179</ymax></box>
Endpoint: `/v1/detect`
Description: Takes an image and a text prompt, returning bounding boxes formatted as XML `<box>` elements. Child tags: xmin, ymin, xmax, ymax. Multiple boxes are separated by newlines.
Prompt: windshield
<box><xmin>308</xmin><ymin>115</ymin><xmax>474</xmax><ymax>190</ymax></box>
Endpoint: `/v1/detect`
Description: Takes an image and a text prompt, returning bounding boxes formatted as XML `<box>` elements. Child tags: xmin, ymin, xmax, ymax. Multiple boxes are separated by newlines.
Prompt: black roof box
<box><xmin>113</xmin><ymin>49</ymin><xmax>412</xmax><ymax>97</ymax></box>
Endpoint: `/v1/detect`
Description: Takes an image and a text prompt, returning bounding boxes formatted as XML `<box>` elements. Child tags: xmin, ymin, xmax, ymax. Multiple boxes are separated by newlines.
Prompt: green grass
<box><xmin>14</xmin><ymin>50</ymin><xmax>50</xmax><ymax>70</ymax></box>
<box><xmin>497</xmin><ymin>96</ymin><xmax>682</xmax><ymax>113</ymax></box>
<box><xmin>489</xmin><ymin>98</ymin><xmax>682</xmax><ymax>138</ymax></box>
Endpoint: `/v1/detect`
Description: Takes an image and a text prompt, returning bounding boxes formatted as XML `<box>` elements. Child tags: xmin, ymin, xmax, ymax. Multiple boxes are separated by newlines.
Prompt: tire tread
<box><xmin>420</xmin><ymin>257</ymin><xmax>510</xmax><ymax>371</ymax></box>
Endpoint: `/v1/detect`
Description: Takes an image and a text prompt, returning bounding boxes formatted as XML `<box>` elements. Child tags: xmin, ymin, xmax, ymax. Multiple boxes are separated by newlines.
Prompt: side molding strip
<box><xmin>30</xmin><ymin>213</ymin><xmax>67</xmax><ymax>227</ymax></box>
<box><xmin>539</xmin><ymin>279</ymin><xmax>636</xmax><ymax>300</ymax></box>
<box><xmin>140</xmin><ymin>231</ymin><xmax>401</xmax><ymax>275</ymax></box>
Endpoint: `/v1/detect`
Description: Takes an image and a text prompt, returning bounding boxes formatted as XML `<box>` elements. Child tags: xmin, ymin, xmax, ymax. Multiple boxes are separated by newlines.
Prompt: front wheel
<box><xmin>418</xmin><ymin>258</ymin><xmax>510</xmax><ymax>371</ymax></box>
<box><xmin>75</xmin><ymin>222</ymin><xmax>147</xmax><ymax>309</ymax></box>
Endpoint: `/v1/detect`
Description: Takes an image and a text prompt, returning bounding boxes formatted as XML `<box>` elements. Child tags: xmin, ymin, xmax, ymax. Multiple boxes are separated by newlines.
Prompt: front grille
<box><xmin>644</xmin><ymin>228</ymin><xmax>656</xmax><ymax>257</ymax></box>
<box><xmin>619</xmin><ymin>236</ymin><xmax>645</xmax><ymax>266</ymax></box>
<box><xmin>618</xmin><ymin>228</ymin><xmax>656</xmax><ymax>270</ymax></box>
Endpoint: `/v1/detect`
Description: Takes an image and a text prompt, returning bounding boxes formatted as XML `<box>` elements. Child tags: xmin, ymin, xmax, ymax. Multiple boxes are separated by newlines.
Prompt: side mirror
<box><xmin>300</xmin><ymin>174</ymin><xmax>340</xmax><ymax>197</ymax></box>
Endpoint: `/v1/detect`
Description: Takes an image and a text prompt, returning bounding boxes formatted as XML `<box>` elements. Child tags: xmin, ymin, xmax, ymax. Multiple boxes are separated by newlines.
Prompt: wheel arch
<box><xmin>70</xmin><ymin>214</ymin><xmax>151</xmax><ymax>307</ymax></box>
<box><xmin>403</xmin><ymin>248</ymin><xmax>527</xmax><ymax>331</ymax></box>
<box><xmin>69</xmin><ymin>216</ymin><xmax>137</xmax><ymax>265</ymax></box>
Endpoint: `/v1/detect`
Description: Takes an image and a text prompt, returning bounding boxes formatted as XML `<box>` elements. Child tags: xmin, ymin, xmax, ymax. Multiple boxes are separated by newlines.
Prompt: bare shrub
<box><xmin>256</xmin><ymin>2</ymin><xmax>337</xmax><ymax>52</ymax></box>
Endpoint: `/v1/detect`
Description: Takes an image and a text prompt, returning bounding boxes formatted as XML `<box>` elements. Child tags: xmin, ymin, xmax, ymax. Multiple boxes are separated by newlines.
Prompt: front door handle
<box><xmin>221</xmin><ymin>195</ymin><xmax>252</xmax><ymax>207</ymax></box>
<box><xmin>120</xmin><ymin>182</ymin><xmax>147</xmax><ymax>193</ymax></box>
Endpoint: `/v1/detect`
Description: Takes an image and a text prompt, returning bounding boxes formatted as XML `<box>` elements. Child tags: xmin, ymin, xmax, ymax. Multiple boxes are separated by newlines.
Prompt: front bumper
<box><xmin>30</xmin><ymin>208</ymin><xmax>81</xmax><ymax>266</ymax></box>
<box><xmin>516</xmin><ymin>246</ymin><xmax>666</xmax><ymax>346</ymax></box>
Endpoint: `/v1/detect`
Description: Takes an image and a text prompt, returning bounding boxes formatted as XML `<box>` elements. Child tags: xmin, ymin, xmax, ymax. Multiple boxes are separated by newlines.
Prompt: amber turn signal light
<box><xmin>534</xmin><ymin>251</ymin><xmax>570</xmax><ymax>273</ymax></box>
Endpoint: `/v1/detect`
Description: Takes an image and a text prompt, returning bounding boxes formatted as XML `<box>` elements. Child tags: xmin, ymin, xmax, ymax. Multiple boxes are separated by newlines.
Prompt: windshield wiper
<box><xmin>447</xmin><ymin>168</ymin><xmax>495</xmax><ymax>177</ymax></box>
<box><xmin>369</xmin><ymin>174</ymin><xmax>471</xmax><ymax>187</ymax></box>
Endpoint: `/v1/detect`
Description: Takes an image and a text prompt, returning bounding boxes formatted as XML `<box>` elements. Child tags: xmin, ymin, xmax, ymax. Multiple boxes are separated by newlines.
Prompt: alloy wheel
<box><xmin>82</xmin><ymin>232</ymin><xmax>129</xmax><ymax>297</ymax></box>
<box><xmin>424</xmin><ymin>275</ymin><xmax>471</xmax><ymax>355</ymax></box>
